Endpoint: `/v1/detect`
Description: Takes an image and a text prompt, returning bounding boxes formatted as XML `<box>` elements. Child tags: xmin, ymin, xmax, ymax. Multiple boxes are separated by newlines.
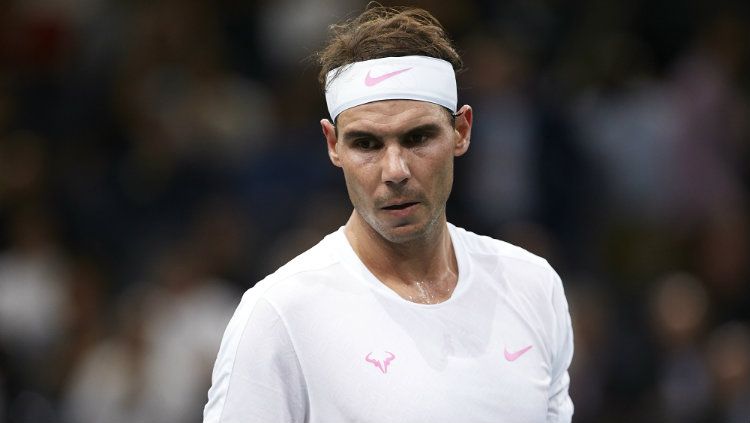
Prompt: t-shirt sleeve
<box><xmin>546</xmin><ymin>271</ymin><xmax>574</xmax><ymax>423</ymax></box>
<box><xmin>203</xmin><ymin>292</ymin><xmax>307</xmax><ymax>423</ymax></box>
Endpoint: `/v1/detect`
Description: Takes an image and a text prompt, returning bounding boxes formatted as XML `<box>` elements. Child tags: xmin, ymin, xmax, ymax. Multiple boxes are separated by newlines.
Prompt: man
<box><xmin>204</xmin><ymin>6</ymin><xmax>574</xmax><ymax>423</ymax></box>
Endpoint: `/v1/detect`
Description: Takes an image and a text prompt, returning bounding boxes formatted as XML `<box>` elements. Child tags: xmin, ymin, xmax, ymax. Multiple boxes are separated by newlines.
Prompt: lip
<box><xmin>381</xmin><ymin>200</ymin><xmax>418</xmax><ymax>209</ymax></box>
<box><xmin>380</xmin><ymin>201</ymin><xmax>419</xmax><ymax>217</ymax></box>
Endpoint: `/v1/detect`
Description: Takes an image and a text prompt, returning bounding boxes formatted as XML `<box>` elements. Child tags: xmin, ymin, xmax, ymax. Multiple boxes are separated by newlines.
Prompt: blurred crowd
<box><xmin>0</xmin><ymin>0</ymin><xmax>748</xmax><ymax>422</ymax></box>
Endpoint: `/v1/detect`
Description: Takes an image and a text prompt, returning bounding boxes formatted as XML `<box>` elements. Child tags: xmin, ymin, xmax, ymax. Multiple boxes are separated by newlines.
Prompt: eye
<box><xmin>404</xmin><ymin>132</ymin><xmax>429</xmax><ymax>147</ymax></box>
<box><xmin>353</xmin><ymin>138</ymin><xmax>380</xmax><ymax>150</ymax></box>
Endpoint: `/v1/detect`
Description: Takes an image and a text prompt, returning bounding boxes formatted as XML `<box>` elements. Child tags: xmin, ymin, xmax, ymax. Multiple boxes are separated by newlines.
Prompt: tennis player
<box><xmin>204</xmin><ymin>6</ymin><xmax>574</xmax><ymax>422</ymax></box>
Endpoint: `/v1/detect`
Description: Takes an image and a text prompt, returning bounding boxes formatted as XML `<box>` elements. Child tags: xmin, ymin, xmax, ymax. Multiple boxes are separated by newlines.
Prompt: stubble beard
<box><xmin>366</xmin><ymin>200</ymin><xmax>445</xmax><ymax>245</ymax></box>
<box><xmin>345</xmin><ymin>180</ymin><xmax>452</xmax><ymax>246</ymax></box>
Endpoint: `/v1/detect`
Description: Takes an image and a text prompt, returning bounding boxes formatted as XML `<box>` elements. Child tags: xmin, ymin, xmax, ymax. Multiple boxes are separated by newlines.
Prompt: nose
<box><xmin>381</xmin><ymin>144</ymin><xmax>410</xmax><ymax>185</ymax></box>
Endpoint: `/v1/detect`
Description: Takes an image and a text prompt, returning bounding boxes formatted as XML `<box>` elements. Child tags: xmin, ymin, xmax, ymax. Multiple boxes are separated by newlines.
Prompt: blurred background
<box><xmin>0</xmin><ymin>0</ymin><xmax>748</xmax><ymax>422</ymax></box>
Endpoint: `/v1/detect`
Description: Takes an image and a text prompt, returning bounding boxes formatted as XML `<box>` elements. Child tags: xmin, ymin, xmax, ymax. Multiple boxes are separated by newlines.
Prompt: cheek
<box><xmin>419</xmin><ymin>157</ymin><xmax>454</xmax><ymax>207</ymax></box>
<box><xmin>436</xmin><ymin>159</ymin><xmax>455</xmax><ymax>197</ymax></box>
<box><xmin>341</xmin><ymin>164</ymin><xmax>372</xmax><ymax>204</ymax></box>
<box><xmin>417</xmin><ymin>151</ymin><xmax>454</xmax><ymax>190</ymax></box>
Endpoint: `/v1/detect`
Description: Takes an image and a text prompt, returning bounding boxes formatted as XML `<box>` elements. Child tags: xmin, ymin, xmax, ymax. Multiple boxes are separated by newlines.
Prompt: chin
<box><xmin>356</xmin><ymin>205</ymin><xmax>444</xmax><ymax>244</ymax></box>
<box><xmin>379</xmin><ymin>227</ymin><xmax>423</xmax><ymax>243</ymax></box>
<box><xmin>374</xmin><ymin>218</ymin><xmax>439</xmax><ymax>244</ymax></box>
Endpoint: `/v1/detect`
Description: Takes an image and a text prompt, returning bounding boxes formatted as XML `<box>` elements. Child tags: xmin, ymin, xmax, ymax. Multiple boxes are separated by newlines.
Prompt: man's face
<box><xmin>321</xmin><ymin>100</ymin><xmax>472</xmax><ymax>244</ymax></box>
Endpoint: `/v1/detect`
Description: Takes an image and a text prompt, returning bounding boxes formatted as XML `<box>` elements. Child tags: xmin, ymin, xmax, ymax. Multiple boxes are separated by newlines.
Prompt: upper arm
<box><xmin>204</xmin><ymin>296</ymin><xmax>307</xmax><ymax>423</ymax></box>
<box><xmin>546</xmin><ymin>271</ymin><xmax>574</xmax><ymax>422</ymax></box>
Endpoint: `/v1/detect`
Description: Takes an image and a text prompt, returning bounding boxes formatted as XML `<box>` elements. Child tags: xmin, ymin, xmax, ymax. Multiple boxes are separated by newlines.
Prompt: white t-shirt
<box><xmin>204</xmin><ymin>223</ymin><xmax>574</xmax><ymax>423</ymax></box>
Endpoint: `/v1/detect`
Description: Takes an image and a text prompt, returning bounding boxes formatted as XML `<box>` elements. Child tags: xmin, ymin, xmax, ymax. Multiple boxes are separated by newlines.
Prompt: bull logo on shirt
<box><xmin>365</xmin><ymin>351</ymin><xmax>396</xmax><ymax>374</ymax></box>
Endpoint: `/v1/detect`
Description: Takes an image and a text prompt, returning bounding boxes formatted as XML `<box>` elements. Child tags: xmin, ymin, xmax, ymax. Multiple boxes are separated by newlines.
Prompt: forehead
<box><xmin>336</xmin><ymin>100</ymin><xmax>450</xmax><ymax>134</ymax></box>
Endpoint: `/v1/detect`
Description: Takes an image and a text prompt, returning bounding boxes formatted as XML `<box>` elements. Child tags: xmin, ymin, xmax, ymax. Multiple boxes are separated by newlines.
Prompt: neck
<box><xmin>344</xmin><ymin>211</ymin><xmax>458</xmax><ymax>303</ymax></box>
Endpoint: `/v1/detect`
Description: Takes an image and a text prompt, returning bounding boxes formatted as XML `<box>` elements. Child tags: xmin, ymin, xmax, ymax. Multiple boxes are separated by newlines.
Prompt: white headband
<box><xmin>324</xmin><ymin>55</ymin><xmax>457</xmax><ymax>121</ymax></box>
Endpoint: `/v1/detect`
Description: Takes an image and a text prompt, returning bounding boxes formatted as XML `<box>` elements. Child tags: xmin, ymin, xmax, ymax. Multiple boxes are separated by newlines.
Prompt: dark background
<box><xmin>0</xmin><ymin>0</ymin><xmax>748</xmax><ymax>422</ymax></box>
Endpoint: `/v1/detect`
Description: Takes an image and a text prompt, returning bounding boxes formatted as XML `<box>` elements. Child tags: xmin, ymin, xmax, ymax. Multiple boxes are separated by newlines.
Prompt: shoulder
<box><xmin>236</xmin><ymin>229</ymin><xmax>347</xmax><ymax>313</ymax></box>
<box><xmin>450</xmin><ymin>223</ymin><xmax>552</xmax><ymax>271</ymax></box>
<box><xmin>264</xmin><ymin>231</ymin><xmax>342</xmax><ymax>285</ymax></box>
<box><xmin>450</xmin><ymin>223</ymin><xmax>563</xmax><ymax>300</ymax></box>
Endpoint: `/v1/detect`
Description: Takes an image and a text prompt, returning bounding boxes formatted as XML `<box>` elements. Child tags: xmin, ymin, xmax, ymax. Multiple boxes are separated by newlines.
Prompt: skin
<box><xmin>321</xmin><ymin>100</ymin><xmax>473</xmax><ymax>303</ymax></box>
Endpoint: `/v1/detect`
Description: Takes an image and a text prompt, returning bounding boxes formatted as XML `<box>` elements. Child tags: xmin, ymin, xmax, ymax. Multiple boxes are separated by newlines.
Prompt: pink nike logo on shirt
<box><xmin>364</xmin><ymin>68</ymin><xmax>412</xmax><ymax>86</ymax></box>
<box><xmin>504</xmin><ymin>345</ymin><xmax>533</xmax><ymax>362</ymax></box>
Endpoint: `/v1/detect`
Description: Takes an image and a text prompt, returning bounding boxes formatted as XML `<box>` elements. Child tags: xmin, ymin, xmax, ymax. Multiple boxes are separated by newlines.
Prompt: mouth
<box><xmin>381</xmin><ymin>201</ymin><xmax>419</xmax><ymax>211</ymax></box>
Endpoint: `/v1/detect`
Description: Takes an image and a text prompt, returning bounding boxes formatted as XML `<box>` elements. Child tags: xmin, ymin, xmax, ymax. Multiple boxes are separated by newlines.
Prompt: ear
<box><xmin>453</xmin><ymin>105</ymin><xmax>472</xmax><ymax>157</ymax></box>
<box><xmin>321</xmin><ymin>119</ymin><xmax>342</xmax><ymax>167</ymax></box>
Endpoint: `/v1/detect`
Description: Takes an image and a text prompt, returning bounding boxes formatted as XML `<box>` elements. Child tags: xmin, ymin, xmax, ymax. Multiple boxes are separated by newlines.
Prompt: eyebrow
<box><xmin>341</xmin><ymin>123</ymin><xmax>443</xmax><ymax>142</ymax></box>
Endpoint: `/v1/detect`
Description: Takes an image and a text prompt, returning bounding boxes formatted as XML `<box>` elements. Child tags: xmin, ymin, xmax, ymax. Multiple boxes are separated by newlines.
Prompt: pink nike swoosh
<box><xmin>364</xmin><ymin>67</ymin><xmax>412</xmax><ymax>86</ymax></box>
<box><xmin>504</xmin><ymin>345</ymin><xmax>533</xmax><ymax>362</ymax></box>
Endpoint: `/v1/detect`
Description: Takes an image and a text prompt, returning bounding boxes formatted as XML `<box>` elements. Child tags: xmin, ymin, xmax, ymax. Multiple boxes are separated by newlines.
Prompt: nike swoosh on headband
<box><xmin>364</xmin><ymin>67</ymin><xmax>412</xmax><ymax>87</ymax></box>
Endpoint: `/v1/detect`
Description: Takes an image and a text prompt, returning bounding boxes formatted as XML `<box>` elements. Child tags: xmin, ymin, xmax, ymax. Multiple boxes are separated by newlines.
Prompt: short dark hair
<box><xmin>316</xmin><ymin>5</ymin><xmax>463</xmax><ymax>90</ymax></box>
